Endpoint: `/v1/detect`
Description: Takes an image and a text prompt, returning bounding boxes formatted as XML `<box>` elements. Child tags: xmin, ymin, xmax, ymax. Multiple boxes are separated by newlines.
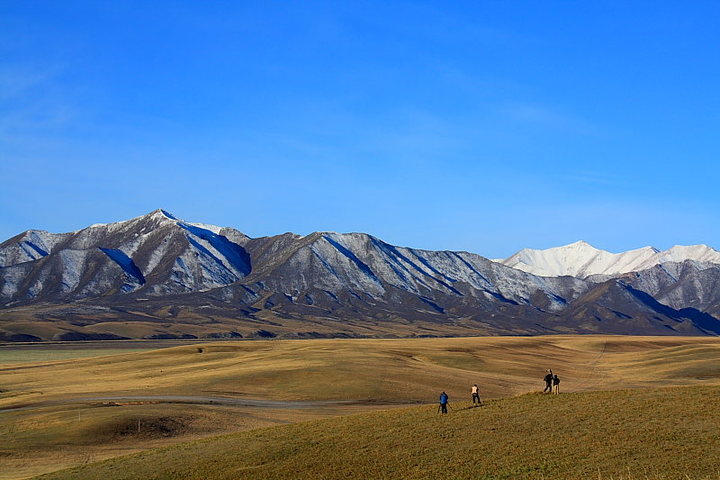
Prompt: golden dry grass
<box><xmin>2</xmin><ymin>335</ymin><xmax>720</xmax><ymax>479</ymax></box>
<box><xmin>0</xmin><ymin>400</ymin><xmax>366</xmax><ymax>480</ymax></box>
<box><xmin>4</xmin><ymin>336</ymin><xmax>720</xmax><ymax>407</ymax></box>
<box><xmin>34</xmin><ymin>385</ymin><xmax>720</xmax><ymax>480</ymax></box>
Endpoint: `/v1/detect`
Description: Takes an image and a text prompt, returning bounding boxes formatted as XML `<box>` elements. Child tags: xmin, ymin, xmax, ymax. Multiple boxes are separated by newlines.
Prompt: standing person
<box><xmin>543</xmin><ymin>369</ymin><xmax>553</xmax><ymax>393</ymax></box>
<box><xmin>439</xmin><ymin>391</ymin><xmax>449</xmax><ymax>414</ymax></box>
<box><xmin>471</xmin><ymin>384</ymin><xmax>481</xmax><ymax>404</ymax></box>
<box><xmin>553</xmin><ymin>374</ymin><xmax>560</xmax><ymax>395</ymax></box>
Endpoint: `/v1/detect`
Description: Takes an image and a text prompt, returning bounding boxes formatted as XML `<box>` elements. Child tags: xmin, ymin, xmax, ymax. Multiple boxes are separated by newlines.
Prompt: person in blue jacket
<box><xmin>439</xmin><ymin>391</ymin><xmax>449</xmax><ymax>414</ymax></box>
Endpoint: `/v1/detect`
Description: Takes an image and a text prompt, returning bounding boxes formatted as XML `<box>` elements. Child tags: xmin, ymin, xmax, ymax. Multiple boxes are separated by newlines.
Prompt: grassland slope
<box><xmin>36</xmin><ymin>385</ymin><xmax>720</xmax><ymax>480</ymax></box>
<box><xmin>5</xmin><ymin>336</ymin><xmax>720</xmax><ymax>411</ymax></box>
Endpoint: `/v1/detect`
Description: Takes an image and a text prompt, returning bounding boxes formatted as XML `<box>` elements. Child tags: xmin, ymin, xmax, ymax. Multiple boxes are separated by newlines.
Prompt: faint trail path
<box><xmin>0</xmin><ymin>395</ymin><xmax>409</xmax><ymax>413</ymax></box>
<box><xmin>572</xmin><ymin>340</ymin><xmax>609</xmax><ymax>391</ymax></box>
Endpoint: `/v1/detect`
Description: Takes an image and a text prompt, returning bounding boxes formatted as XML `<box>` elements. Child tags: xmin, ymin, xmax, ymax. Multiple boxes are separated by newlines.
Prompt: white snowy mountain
<box><xmin>497</xmin><ymin>241</ymin><xmax>720</xmax><ymax>279</ymax></box>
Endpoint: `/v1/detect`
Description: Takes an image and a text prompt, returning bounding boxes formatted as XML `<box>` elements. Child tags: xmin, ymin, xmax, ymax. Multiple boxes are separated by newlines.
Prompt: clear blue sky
<box><xmin>2</xmin><ymin>1</ymin><xmax>719</xmax><ymax>258</ymax></box>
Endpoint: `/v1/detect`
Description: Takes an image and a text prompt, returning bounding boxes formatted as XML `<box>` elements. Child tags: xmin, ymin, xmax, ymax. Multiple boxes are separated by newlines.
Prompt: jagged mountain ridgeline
<box><xmin>2</xmin><ymin>210</ymin><xmax>720</xmax><ymax>341</ymax></box>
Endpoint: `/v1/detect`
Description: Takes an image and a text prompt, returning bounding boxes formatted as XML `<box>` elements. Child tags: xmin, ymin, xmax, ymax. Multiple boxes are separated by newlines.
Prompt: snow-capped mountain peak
<box><xmin>499</xmin><ymin>241</ymin><xmax>676</xmax><ymax>278</ymax></box>
<box><xmin>0</xmin><ymin>209</ymin><xmax>252</xmax><ymax>297</ymax></box>
<box><xmin>658</xmin><ymin>244</ymin><xmax>720</xmax><ymax>264</ymax></box>
<box><xmin>497</xmin><ymin>241</ymin><xmax>720</xmax><ymax>278</ymax></box>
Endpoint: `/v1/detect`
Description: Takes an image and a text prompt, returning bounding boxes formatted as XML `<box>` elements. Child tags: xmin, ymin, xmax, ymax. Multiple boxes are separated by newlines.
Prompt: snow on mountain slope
<box><xmin>4</xmin><ymin>211</ymin><xmax>720</xmax><ymax>339</ymax></box>
<box><xmin>653</xmin><ymin>245</ymin><xmax>720</xmax><ymax>266</ymax></box>
<box><xmin>242</xmin><ymin>231</ymin><xmax>588</xmax><ymax>313</ymax></box>
<box><xmin>498</xmin><ymin>241</ymin><xmax>720</xmax><ymax>279</ymax></box>
<box><xmin>0</xmin><ymin>230</ymin><xmax>71</xmax><ymax>267</ymax></box>
<box><xmin>0</xmin><ymin>209</ymin><xmax>252</xmax><ymax>302</ymax></box>
<box><xmin>0</xmin><ymin>211</ymin><xmax>590</xmax><ymax>316</ymax></box>
<box><xmin>620</xmin><ymin>260</ymin><xmax>720</xmax><ymax>313</ymax></box>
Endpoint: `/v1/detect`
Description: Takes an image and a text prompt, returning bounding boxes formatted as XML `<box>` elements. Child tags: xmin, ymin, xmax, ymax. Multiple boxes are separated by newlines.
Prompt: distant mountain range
<box><xmin>495</xmin><ymin>240</ymin><xmax>720</xmax><ymax>278</ymax></box>
<box><xmin>1</xmin><ymin>210</ymin><xmax>719</xmax><ymax>341</ymax></box>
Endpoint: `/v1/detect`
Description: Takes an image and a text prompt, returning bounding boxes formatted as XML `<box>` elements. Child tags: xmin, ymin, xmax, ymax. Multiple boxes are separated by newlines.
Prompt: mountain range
<box><xmin>495</xmin><ymin>240</ymin><xmax>720</xmax><ymax>279</ymax></box>
<box><xmin>1</xmin><ymin>209</ymin><xmax>720</xmax><ymax>341</ymax></box>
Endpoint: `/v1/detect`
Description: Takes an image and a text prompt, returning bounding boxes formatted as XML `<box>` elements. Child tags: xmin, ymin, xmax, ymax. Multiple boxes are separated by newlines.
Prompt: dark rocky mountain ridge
<box><xmin>1</xmin><ymin>210</ymin><xmax>719</xmax><ymax>341</ymax></box>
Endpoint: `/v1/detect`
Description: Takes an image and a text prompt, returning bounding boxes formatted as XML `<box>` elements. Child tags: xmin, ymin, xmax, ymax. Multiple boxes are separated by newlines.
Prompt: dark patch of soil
<box><xmin>52</xmin><ymin>331</ymin><xmax>130</xmax><ymax>341</ymax></box>
<box><xmin>252</xmin><ymin>329</ymin><xmax>276</xmax><ymax>338</ymax></box>
<box><xmin>0</xmin><ymin>333</ymin><xmax>43</xmax><ymax>342</ymax></box>
<box><xmin>90</xmin><ymin>415</ymin><xmax>196</xmax><ymax>441</ymax></box>
<box><xmin>205</xmin><ymin>331</ymin><xmax>243</xmax><ymax>339</ymax></box>
<box><xmin>143</xmin><ymin>333</ymin><xmax>198</xmax><ymax>340</ymax></box>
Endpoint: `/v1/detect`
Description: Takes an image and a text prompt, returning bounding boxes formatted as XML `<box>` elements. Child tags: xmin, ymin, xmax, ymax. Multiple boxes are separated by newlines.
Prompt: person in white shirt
<box><xmin>471</xmin><ymin>384</ymin><xmax>481</xmax><ymax>404</ymax></box>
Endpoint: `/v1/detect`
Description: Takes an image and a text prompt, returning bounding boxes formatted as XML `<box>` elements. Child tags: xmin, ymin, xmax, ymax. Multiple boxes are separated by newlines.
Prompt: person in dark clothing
<box><xmin>553</xmin><ymin>374</ymin><xmax>560</xmax><ymax>395</ymax></box>
<box><xmin>543</xmin><ymin>369</ymin><xmax>553</xmax><ymax>393</ymax></box>
<box><xmin>439</xmin><ymin>391</ymin><xmax>449</xmax><ymax>414</ymax></box>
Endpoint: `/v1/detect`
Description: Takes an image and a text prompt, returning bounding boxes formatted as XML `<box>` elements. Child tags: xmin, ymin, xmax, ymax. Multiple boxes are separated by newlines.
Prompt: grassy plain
<box><xmin>1</xmin><ymin>335</ymin><xmax>720</xmax><ymax>479</ymax></box>
<box><xmin>0</xmin><ymin>349</ymin><xmax>155</xmax><ymax>364</ymax></box>
<box><xmin>35</xmin><ymin>386</ymin><xmax>720</xmax><ymax>480</ymax></box>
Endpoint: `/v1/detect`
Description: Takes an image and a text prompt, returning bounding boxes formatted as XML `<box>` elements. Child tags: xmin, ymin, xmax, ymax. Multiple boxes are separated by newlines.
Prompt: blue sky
<box><xmin>2</xmin><ymin>1</ymin><xmax>719</xmax><ymax>258</ymax></box>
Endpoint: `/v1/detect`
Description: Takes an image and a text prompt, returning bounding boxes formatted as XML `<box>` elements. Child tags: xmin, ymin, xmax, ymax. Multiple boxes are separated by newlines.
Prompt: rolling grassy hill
<box><xmin>4</xmin><ymin>336</ymin><xmax>720</xmax><ymax>410</ymax></box>
<box><xmin>2</xmin><ymin>336</ymin><xmax>720</xmax><ymax>479</ymax></box>
<box><xmin>35</xmin><ymin>385</ymin><xmax>720</xmax><ymax>480</ymax></box>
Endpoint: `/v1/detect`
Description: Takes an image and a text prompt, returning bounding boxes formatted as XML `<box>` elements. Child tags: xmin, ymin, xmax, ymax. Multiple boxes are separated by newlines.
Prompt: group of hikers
<box><xmin>543</xmin><ymin>369</ymin><xmax>561</xmax><ymax>395</ymax></box>
<box><xmin>437</xmin><ymin>369</ymin><xmax>560</xmax><ymax>414</ymax></box>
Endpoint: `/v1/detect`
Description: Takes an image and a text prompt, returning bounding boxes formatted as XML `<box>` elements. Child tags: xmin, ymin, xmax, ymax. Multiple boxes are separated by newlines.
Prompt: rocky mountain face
<box><xmin>0</xmin><ymin>209</ymin><xmax>252</xmax><ymax>300</ymax></box>
<box><xmin>1</xmin><ymin>210</ymin><xmax>719</xmax><ymax>341</ymax></box>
